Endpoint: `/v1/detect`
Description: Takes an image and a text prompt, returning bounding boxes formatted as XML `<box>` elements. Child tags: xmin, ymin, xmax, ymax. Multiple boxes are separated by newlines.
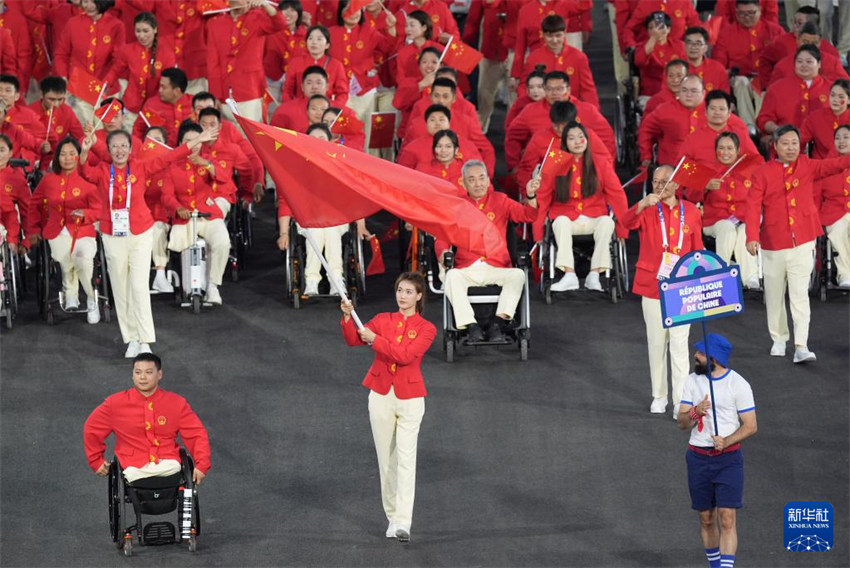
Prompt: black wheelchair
<box><xmin>398</xmin><ymin>221</ymin><xmax>437</xmax><ymax>277</ymax></box>
<box><xmin>812</xmin><ymin>233</ymin><xmax>849</xmax><ymax>302</ymax></box>
<box><xmin>225</xmin><ymin>200</ymin><xmax>253</xmax><ymax>283</ymax></box>
<box><xmin>34</xmin><ymin>234</ymin><xmax>112</xmax><ymax>325</ymax></box>
<box><xmin>430</xmin><ymin>222</ymin><xmax>532</xmax><ymax>362</ymax></box>
<box><xmin>614</xmin><ymin>47</ymin><xmax>642</xmax><ymax>172</ymax></box>
<box><xmin>108</xmin><ymin>449</ymin><xmax>200</xmax><ymax>556</ymax></box>
<box><xmin>537</xmin><ymin>216</ymin><xmax>629</xmax><ymax>305</ymax></box>
<box><xmin>0</xmin><ymin>237</ymin><xmax>20</xmax><ymax>329</ymax></box>
<box><xmin>284</xmin><ymin>220</ymin><xmax>366</xmax><ymax>309</ymax></box>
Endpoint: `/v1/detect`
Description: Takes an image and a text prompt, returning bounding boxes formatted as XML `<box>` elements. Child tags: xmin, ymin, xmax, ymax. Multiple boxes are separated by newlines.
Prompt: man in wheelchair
<box><xmin>437</xmin><ymin>160</ymin><xmax>539</xmax><ymax>342</ymax></box>
<box><xmin>83</xmin><ymin>353</ymin><xmax>210</xmax><ymax>485</ymax></box>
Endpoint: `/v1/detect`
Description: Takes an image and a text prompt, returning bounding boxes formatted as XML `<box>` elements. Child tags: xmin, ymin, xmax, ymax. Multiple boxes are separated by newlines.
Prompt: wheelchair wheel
<box><xmin>445</xmin><ymin>338</ymin><xmax>454</xmax><ymax>363</ymax></box>
<box><xmin>192</xmin><ymin>294</ymin><xmax>201</xmax><ymax>314</ymax></box>
<box><xmin>108</xmin><ymin>463</ymin><xmax>121</xmax><ymax>543</ymax></box>
<box><xmin>519</xmin><ymin>337</ymin><xmax>529</xmax><ymax>362</ymax></box>
<box><xmin>543</xmin><ymin>282</ymin><xmax>552</xmax><ymax>305</ymax></box>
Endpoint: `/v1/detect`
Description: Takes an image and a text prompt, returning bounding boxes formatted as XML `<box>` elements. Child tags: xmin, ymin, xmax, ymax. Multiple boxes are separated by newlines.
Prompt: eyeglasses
<box><xmin>652</xmin><ymin>179</ymin><xmax>672</xmax><ymax>186</ymax></box>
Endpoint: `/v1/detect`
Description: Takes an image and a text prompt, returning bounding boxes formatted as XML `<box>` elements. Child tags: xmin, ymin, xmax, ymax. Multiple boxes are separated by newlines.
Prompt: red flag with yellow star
<box><xmin>67</xmin><ymin>67</ymin><xmax>108</xmax><ymax>106</ymax></box>
<box><xmin>343</xmin><ymin>0</ymin><xmax>371</xmax><ymax>18</ymax></box>
<box><xmin>368</xmin><ymin>112</ymin><xmax>396</xmax><ymax>149</ymax></box>
<box><xmin>331</xmin><ymin>108</ymin><xmax>365</xmax><ymax>136</ymax></box>
<box><xmin>197</xmin><ymin>0</ymin><xmax>229</xmax><ymax>14</ymax></box>
<box><xmin>96</xmin><ymin>100</ymin><xmax>124</xmax><ymax>125</ymax></box>
<box><xmin>540</xmin><ymin>146</ymin><xmax>574</xmax><ymax>178</ymax></box>
<box><xmin>138</xmin><ymin>136</ymin><xmax>173</xmax><ymax>161</ymax></box>
<box><xmin>365</xmin><ymin>237</ymin><xmax>385</xmax><ymax>275</ymax></box>
<box><xmin>671</xmin><ymin>158</ymin><xmax>721</xmax><ymax>189</ymax></box>
<box><xmin>440</xmin><ymin>39</ymin><xmax>484</xmax><ymax>74</ymax></box>
<box><xmin>233</xmin><ymin>113</ymin><xmax>504</xmax><ymax>258</ymax></box>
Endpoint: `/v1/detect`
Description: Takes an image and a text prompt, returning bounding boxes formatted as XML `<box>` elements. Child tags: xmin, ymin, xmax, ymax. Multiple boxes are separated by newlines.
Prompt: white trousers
<box><xmin>345</xmin><ymin>88</ymin><xmax>377</xmax><ymax>149</ymax></box>
<box><xmin>185</xmin><ymin>78</ymin><xmax>209</xmax><ymax>96</ymax></box>
<box><xmin>826</xmin><ymin>213</ymin><xmax>850</xmax><ymax>282</ymax></box>
<box><xmin>168</xmin><ymin>218</ymin><xmax>231</xmax><ymax>286</ymax></box>
<box><xmin>731</xmin><ymin>76</ymin><xmax>764</xmax><ymax>129</ymax></box>
<box><xmin>703</xmin><ymin>220</ymin><xmax>758</xmax><ymax>283</ymax></box>
<box><xmin>151</xmin><ymin>221</ymin><xmax>170</xmax><ymax>268</ymax></box>
<box><xmin>48</xmin><ymin>233</ymin><xmax>97</xmax><ymax>300</ymax></box>
<box><xmin>477</xmin><ymin>57</ymin><xmax>508</xmax><ymax>133</ymax></box>
<box><xmin>221</xmin><ymin>97</ymin><xmax>263</xmax><ymax>136</ymax></box>
<box><xmin>641</xmin><ymin>297</ymin><xmax>691</xmax><ymax>403</ymax></box>
<box><xmin>608</xmin><ymin>4</ymin><xmax>630</xmax><ymax>94</ymax></box>
<box><xmin>552</xmin><ymin>215</ymin><xmax>615</xmax><ymax>271</ymax></box>
<box><xmin>762</xmin><ymin>241</ymin><xmax>815</xmax><ymax>347</ymax></box>
<box><xmin>445</xmin><ymin>263</ymin><xmax>525</xmax><ymax>328</ymax></box>
<box><xmin>566</xmin><ymin>31</ymin><xmax>583</xmax><ymax>52</ymax></box>
<box><xmin>214</xmin><ymin>197</ymin><xmax>232</xmax><ymax>218</ymax></box>
<box><xmin>368</xmin><ymin>387</ymin><xmax>425</xmax><ymax>528</ymax></box>
<box><xmin>298</xmin><ymin>224</ymin><xmax>347</xmax><ymax>283</ymax></box>
<box><xmin>102</xmin><ymin>228</ymin><xmax>156</xmax><ymax>344</ymax></box>
<box><xmin>123</xmin><ymin>459</ymin><xmax>182</xmax><ymax>484</ymax></box>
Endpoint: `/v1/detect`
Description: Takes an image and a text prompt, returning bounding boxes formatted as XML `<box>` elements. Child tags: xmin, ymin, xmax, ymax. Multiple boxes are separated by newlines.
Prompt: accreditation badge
<box><xmin>656</xmin><ymin>252</ymin><xmax>680</xmax><ymax>280</ymax></box>
<box><xmin>111</xmin><ymin>209</ymin><xmax>130</xmax><ymax>236</ymax></box>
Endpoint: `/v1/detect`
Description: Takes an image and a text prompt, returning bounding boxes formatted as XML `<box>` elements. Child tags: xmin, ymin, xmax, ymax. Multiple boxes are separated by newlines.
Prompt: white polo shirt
<box><xmin>681</xmin><ymin>369</ymin><xmax>755</xmax><ymax>447</ymax></box>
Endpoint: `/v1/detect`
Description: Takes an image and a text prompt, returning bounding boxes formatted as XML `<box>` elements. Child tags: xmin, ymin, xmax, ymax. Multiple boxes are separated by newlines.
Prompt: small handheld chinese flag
<box><xmin>197</xmin><ymin>0</ymin><xmax>229</xmax><ymax>14</ymax></box>
<box><xmin>343</xmin><ymin>0</ymin><xmax>370</xmax><ymax>18</ymax></box>
<box><xmin>68</xmin><ymin>67</ymin><xmax>107</xmax><ymax>106</ymax></box>
<box><xmin>725</xmin><ymin>152</ymin><xmax>764</xmax><ymax>178</ymax></box>
<box><xmin>540</xmin><ymin>145</ymin><xmax>573</xmax><ymax>178</ymax></box>
<box><xmin>97</xmin><ymin>100</ymin><xmax>123</xmax><ymax>125</ymax></box>
<box><xmin>139</xmin><ymin>136</ymin><xmax>173</xmax><ymax>161</ymax></box>
<box><xmin>671</xmin><ymin>158</ymin><xmax>721</xmax><ymax>189</ymax></box>
<box><xmin>365</xmin><ymin>237</ymin><xmax>385</xmax><ymax>275</ymax></box>
<box><xmin>331</xmin><ymin>108</ymin><xmax>365</xmax><ymax>136</ymax></box>
<box><xmin>440</xmin><ymin>39</ymin><xmax>484</xmax><ymax>74</ymax></box>
<box><xmin>380</xmin><ymin>219</ymin><xmax>400</xmax><ymax>243</ymax></box>
<box><xmin>140</xmin><ymin>108</ymin><xmax>168</xmax><ymax>128</ymax></box>
<box><xmin>368</xmin><ymin>112</ymin><xmax>396</xmax><ymax>149</ymax></box>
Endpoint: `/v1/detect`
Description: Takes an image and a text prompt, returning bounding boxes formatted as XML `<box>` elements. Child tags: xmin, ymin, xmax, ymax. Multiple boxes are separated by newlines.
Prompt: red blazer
<box><xmin>712</xmin><ymin>19</ymin><xmax>783</xmax><ymax>80</ymax></box>
<box><xmin>685</xmin><ymin>168</ymin><xmax>753</xmax><ymax>227</ymax></box>
<box><xmin>199</xmin><ymin>142</ymin><xmax>254</xmax><ymax>204</ymax></box>
<box><xmin>621</xmin><ymin>199</ymin><xmax>704</xmax><ymax>299</ymax></box>
<box><xmin>0</xmin><ymin>26</ymin><xmax>15</xmax><ymax>78</ymax></box>
<box><xmin>162</xmin><ymin>158</ymin><xmax>226</xmax><ymax>224</ymax></box>
<box><xmin>282</xmin><ymin>53</ymin><xmax>349</xmax><ymax>105</ymax></box>
<box><xmin>516</xmin><ymin>127</ymin><xmax>611</xmax><ymax>189</ymax></box>
<box><xmin>511</xmin><ymin>0</ymin><xmax>591</xmax><ymax>77</ymax></box>
<box><xmin>681</xmin><ymin>119</ymin><xmax>759</xmax><ymax>165</ymax></box>
<box><xmin>169</xmin><ymin>0</ymin><xmax>208</xmax><ymax>80</ymax></box>
<box><xmin>393</xmin><ymin>39</ymin><xmax>442</xmax><ymax>83</ymax></box>
<box><xmin>28</xmin><ymin>171</ymin><xmax>101</xmax><ymax>240</ymax></box>
<box><xmin>689</xmin><ymin>57</ymin><xmax>730</xmax><ymax>94</ymax></box>
<box><xmin>144</xmin><ymin>170</ymin><xmax>169</xmax><ymax>224</ymax></box>
<box><xmin>206</xmin><ymin>8</ymin><xmax>285</xmax><ymax>102</ymax></box>
<box><xmin>746</xmin><ymin>155</ymin><xmax>850</xmax><ymax>250</ymax></box>
<box><xmin>0</xmin><ymin>117</ymin><xmax>41</xmax><ymax>165</ymax></box>
<box><xmin>132</xmin><ymin>94</ymin><xmax>194</xmax><ymax>147</ymax></box>
<box><xmin>103</xmin><ymin>37</ymin><xmax>177</xmax><ymax>113</ymax></box>
<box><xmin>341</xmin><ymin>312</ymin><xmax>436</xmax><ymax>400</ymax></box>
<box><xmin>83</xmin><ymin>387</ymin><xmax>211</xmax><ymax>473</ymax></box>
<box><xmin>270</xmin><ymin>97</ymin><xmax>311</xmax><ymax>133</ymax></box>
<box><xmin>621</xmin><ymin>0</ymin><xmax>700</xmax><ymax>50</ymax></box>
<box><xmin>0</xmin><ymin>165</ymin><xmax>31</xmax><ymax>240</ymax></box>
<box><xmin>756</xmin><ymin>75</ymin><xmax>830</xmax><ymax>133</ymax></box>
<box><xmin>758</xmin><ymin>33</ymin><xmax>839</xmax><ymax>91</ymax></box>
<box><xmin>88</xmin><ymin>130</ymin><xmax>142</xmax><ymax>167</ymax></box>
<box><xmin>435</xmin><ymin>190</ymin><xmax>537</xmax><ymax>269</ymax></box>
<box><xmin>219</xmin><ymin>120</ymin><xmax>263</xmax><ymax>192</ymax></box>
<box><xmin>415</xmin><ymin>157</ymin><xmax>467</xmax><ymax>194</ymax></box>
<box><xmin>504</xmin><ymin>93</ymin><xmax>534</xmax><ymax>132</ymax></box>
<box><xmin>518</xmin><ymin>44</ymin><xmax>599</xmax><ymax>108</ymax></box>
<box><xmin>263</xmin><ymin>25</ymin><xmax>307</xmax><ymax>81</ymax></box>
<box><xmin>634</xmin><ymin>38</ymin><xmax>686</xmax><ymax>97</ymax></box>
<box><xmin>714</xmin><ymin>0</ymin><xmax>778</xmax><ymax>25</ymax></box>
<box><xmin>396</xmin><ymin>135</ymin><xmax>482</xmax><ymax>171</ymax></box>
<box><xmin>814</xmin><ymin>167</ymin><xmax>850</xmax><ymax>226</ymax></box>
<box><xmin>533</xmin><ymin>153</ymin><xmax>628</xmax><ymax>241</ymax></box>
<box><xmin>0</xmin><ymin>182</ymin><xmax>19</xmax><ymax>245</ymax></box>
<box><xmin>769</xmin><ymin>52</ymin><xmax>849</xmax><ymax>88</ymax></box>
<box><xmin>638</xmin><ymin>100</ymin><xmax>706</xmax><ymax>164</ymax></box>
<box><xmin>0</xmin><ymin>4</ymin><xmax>31</xmax><ymax>90</ymax></box>
<box><xmin>329</xmin><ymin>23</ymin><xmax>395</xmax><ymax>94</ymax></box>
<box><xmin>802</xmin><ymin>108</ymin><xmax>850</xmax><ymax>160</ymax></box>
<box><xmin>80</xmin><ymin>145</ymin><xmax>191</xmax><ymax>236</ymax></box>
<box><xmin>643</xmin><ymin>87</ymin><xmax>676</xmax><ymax>117</ymax></box>
<box><xmin>463</xmin><ymin>0</ymin><xmax>509</xmax><ymax>62</ymax></box>
<box><xmin>393</xmin><ymin>0</ymin><xmax>459</xmax><ymax>44</ymax></box>
<box><xmin>54</xmin><ymin>12</ymin><xmax>125</xmax><ymax>79</ymax></box>
<box><xmin>26</xmin><ymin>101</ymin><xmax>85</xmax><ymax>162</ymax></box>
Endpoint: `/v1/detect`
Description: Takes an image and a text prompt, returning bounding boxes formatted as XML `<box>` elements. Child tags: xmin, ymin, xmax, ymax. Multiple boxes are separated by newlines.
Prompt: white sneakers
<box><xmin>65</xmin><ymin>296</ymin><xmax>80</xmax><ymax>310</ymax></box>
<box><xmin>125</xmin><ymin>341</ymin><xmax>141</xmax><ymax>358</ymax></box>
<box><xmin>746</xmin><ymin>276</ymin><xmax>761</xmax><ymax>290</ymax></box>
<box><xmin>86</xmin><ymin>299</ymin><xmax>100</xmax><ymax>324</ymax></box>
<box><xmin>139</xmin><ymin>343</ymin><xmax>152</xmax><ymax>354</ymax></box>
<box><xmin>385</xmin><ymin>522</ymin><xmax>397</xmax><ymax>539</ymax></box>
<box><xmin>550</xmin><ymin>272</ymin><xmax>579</xmax><ymax>292</ymax></box>
<box><xmin>838</xmin><ymin>279</ymin><xmax>850</xmax><ymax>289</ymax></box>
<box><xmin>672</xmin><ymin>404</ymin><xmax>680</xmax><ymax>421</ymax></box>
<box><xmin>205</xmin><ymin>283</ymin><xmax>222</xmax><ymax>305</ymax></box>
<box><xmin>793</xmin><ymin>347</ymin><xmax>817</xmax><ymax>363</ymax></box>
<box><xmin>152</xmin><ymin>270</ymin><xmax>174</xmax><ymax>293</ymax></box>
<box><xmin>304</xmin><ymin>279</ymin><xmax>320</xmax><ymax>296</ymax></box>
<box><xmin>770</xmin><ymin>341</ymin><xmax>786</xmax><ymax>357</ymax></box>
<box><xmin>585</xmin><ymin>271</ymin><xmax>603</xmax><ymax>292</ymax></box>
<box><xmin>650</xmin><ymin>397</ymin><xmax>667</xmax><ymax>413</ymax></box>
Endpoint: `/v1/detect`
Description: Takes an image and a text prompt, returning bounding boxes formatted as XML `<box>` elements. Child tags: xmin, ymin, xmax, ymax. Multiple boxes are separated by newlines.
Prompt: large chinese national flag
<box><xmin>67</xmin><ymin>67</ymin><xmax>107</xmax><ymax>106</ymax></box>
<box><xmin>233</xmin><ymin>114</ymin><xmax>504</xmax><ymax>258</ymax></box>
<box><xmin>672</xmin><ymin>158</ymin><xmax>721</xmax><ymax>189</ymax></box>
<box><xmin>440</xmin><ymin>39</ymin><xmax>484</xmax><ymax>74</ymax></box>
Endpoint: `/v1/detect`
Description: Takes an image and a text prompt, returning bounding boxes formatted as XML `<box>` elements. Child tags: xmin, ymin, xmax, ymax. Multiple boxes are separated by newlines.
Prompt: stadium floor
<box><xmin>2</xmin><ymin>4</ymin><xmax>848</xmax><ymax>567</ymax></box>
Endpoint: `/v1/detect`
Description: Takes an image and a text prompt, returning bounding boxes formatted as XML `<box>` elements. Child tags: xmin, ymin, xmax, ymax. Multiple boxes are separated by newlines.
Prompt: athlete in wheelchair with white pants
<box><xmin>437</xmin><ymin>160</ymin><xmax>539</xmax><ymax>343</ymax></box>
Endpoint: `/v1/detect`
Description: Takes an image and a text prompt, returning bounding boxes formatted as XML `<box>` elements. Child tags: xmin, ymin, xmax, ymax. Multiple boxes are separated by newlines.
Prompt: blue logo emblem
<box><xmin>785</xmin><ymin>502</ymin><xmax>833</xmax><ymax>551</ymax></box>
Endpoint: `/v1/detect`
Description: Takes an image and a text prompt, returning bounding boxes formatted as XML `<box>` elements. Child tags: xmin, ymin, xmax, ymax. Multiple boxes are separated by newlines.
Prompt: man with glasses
<box><xmin>505</xmin><ymin>71</ymin><xmax>614</xmax><ymax>171</ymax></box>
<box><xmin>683</xmin><ymin>27</ymin><xmax>729</xmax><ymax>94</ymax></box>
<box><xmin>712</xmin><ymin>0</ymin><xmax>783</xmax><ymax>133</ymax></box>
<box><xmin>638</xmin><ymin>74</ymin><xmax>706</xmax><ymax>168</ymax></box>
<box><xmin>621</xmin><ymin>165</ymin><xmax>703</xmax><ymax>418</ymax></box>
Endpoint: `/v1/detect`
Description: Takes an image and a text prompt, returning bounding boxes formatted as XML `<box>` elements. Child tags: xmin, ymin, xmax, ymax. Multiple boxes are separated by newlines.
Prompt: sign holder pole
<box><xmin>701</xmin><ymin>320</ymin><xmax>719</xmax><ymax>436</ymax></box>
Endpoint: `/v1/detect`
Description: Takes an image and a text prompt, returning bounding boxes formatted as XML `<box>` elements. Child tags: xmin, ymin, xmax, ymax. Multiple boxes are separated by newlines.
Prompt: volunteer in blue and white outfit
<box><xmin>677</xmin><ymin>334</ymin><xmax>758</xmax><ymax>568</ymax></box>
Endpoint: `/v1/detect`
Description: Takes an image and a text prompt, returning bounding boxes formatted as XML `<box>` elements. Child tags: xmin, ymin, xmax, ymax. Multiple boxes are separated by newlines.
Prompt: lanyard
<box><xmin>657</xmin><ymin>202</ymin><xmax>685</xmax><ymax>252</ymax></box>
<box><xmin>109</xmin><ymin>164</ymin><xmax>132</xmax><ymax>211</ymax></box>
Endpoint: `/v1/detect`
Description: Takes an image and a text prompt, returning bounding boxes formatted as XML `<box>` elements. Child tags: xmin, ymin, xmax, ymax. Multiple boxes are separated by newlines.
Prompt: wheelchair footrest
<box><xmin>143</xmin><ymin>522</ymin><xmax>177</xmax><ymax>545</ymax></box>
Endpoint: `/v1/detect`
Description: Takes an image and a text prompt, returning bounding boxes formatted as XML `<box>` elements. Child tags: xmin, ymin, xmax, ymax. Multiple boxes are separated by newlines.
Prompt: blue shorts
<box><xmin>686</xmin><ymin>449</ymin><xmax>744</xmax><ymax>511</ymax></box>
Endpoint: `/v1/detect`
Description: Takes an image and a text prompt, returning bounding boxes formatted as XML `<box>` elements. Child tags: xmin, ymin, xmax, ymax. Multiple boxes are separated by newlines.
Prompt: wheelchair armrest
<box><xmin>443</xmin><ymin>250</ymin><xmax>455</xmax><ymax>270</ymax></box>
<box><xmin>515</xmin><ymin>241</ymin><xmax>530</xmax><ymax>269</ymax></box>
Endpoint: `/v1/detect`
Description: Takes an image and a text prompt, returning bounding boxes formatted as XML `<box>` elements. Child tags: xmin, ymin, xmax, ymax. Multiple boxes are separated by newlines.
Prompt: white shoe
<box><xmin>584</xmin><ymin>271</ymin><xmax>603</xmax><ymax>292</ymax></box>
<box><xmin>395</xmin><ymin>524</ymin><xmax>410</xmax><ymax>542</ymax></box>
<box><xmin>139</xmin><ymin>343</ymin><xmax>153</xmax><ymax>354</ymax></box>
<box><xmin>152</xmin><ymin>272</ymin><xmax>174</xmax><ymax>293</ymax></box>
<box><xmin>650</xmin><ymin>397</ymin><xmax>667</xmax><ymax>413</ymax></box>
<box><xmin>770</xmin><ymin>341</ymin><xmax>786</xmax><ymax>357</ymax></box>
<box><xmin>672</xmin><ymin>404</ymin><xmax>680</xmax><ymax>420</ymax></box>
<box><xmin>205</xmin><ymin>283</ymin><xmax>222</xmax><ymax>305</ymax></box>
<box><xmin>838</xmin><ymin>278</ymin><xmax>850</xmax><ymax>289</ymax></box>
<box><xmin>385</xmin><ymin>522</ymin><xmax>397</xmax><ymax>538</ymax></box>
<box><xmin>86</xmin><ymin>299</ymin><xmax>100</xmax><ymax>324</ymax></box>
<box><xmin>550</xmin><ymin>272</ymin><xmax>579</xmax><ymax>292</ymax></box>
<box><xmin>65</xmin><ymin>296</ymin><xmax>80</xmax><ymax>310</ymax></box>
<box><xmin>793</xmin><ymin>347</ymin><xmax>816</xmax><ymax>363</ymax></box>
<box><xmin>746</xmin><ymin>276</ymin><xmax>761</xmax><ymax>290</ymax></box>
<box><xmin>304</xmin><ymin>280</ymin><xmax>319</xmax><ymax>296</ymax></box>
<box><xmin>124</xmin><ymin>341</ymin><xmax>141</xmax><ymax>358</ymax></box>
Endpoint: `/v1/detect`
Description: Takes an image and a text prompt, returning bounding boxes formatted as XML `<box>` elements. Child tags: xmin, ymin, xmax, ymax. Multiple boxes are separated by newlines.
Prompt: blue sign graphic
<box><xmin>659</xmin><ymin>251</ymin><xmax>745</xmax><ymax>329</ymax></box>
<box><xmin>785</xmin><ymin>502</ymin><xmax>833</xmax><ymax>552</ymax></box>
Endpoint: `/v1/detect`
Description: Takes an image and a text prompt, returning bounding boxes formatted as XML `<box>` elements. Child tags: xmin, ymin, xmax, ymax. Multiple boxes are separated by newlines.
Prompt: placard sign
<box><xmin>659</xmin><ymin>250</ymin><xmax>745</xmax><ymax>329</ymax></box>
